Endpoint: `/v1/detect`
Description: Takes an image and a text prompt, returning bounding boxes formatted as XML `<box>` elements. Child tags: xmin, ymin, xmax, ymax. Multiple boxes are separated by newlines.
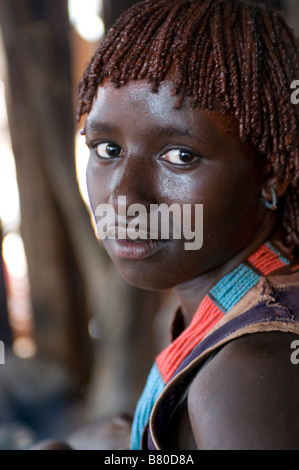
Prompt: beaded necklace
<box><xmin>130</xmin><ymin>241</ymin><xmax>291</xmax><ymax>450</ymax></box>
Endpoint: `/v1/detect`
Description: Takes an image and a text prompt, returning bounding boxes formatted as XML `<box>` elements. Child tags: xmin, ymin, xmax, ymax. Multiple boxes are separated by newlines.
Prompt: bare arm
<box><xmin>188</xmin><ymin>332</ymin><xmax>299</xmax><ymax>450</ymax></box>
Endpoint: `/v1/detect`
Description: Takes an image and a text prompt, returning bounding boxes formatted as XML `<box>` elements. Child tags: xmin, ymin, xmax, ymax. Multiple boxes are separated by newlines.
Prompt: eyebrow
<box><xmin>154</xmin><ymin>126</ymin><xmax>192</xmax><ymax>138</ymax></box>
<box><xmin>85</xmin><ymin>121</ymin><xmax>193</xmax><ymax>139</ymax></box>
<box><xmin>85</xmin><ymin>121</ymin><xmax>115</xmax><ymax>135</ymax></box>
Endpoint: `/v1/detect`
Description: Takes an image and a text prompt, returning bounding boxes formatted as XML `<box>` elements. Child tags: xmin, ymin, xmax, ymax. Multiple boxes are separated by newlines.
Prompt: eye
<box><xmin>161</xmin><ymin>149</ymin><xmax>199</xmax><ymax>165</ymax></box>
<box><xmin>95</xmin><ymin>143</ymin><xmax>122</xmax><ymax>159</ymax></box>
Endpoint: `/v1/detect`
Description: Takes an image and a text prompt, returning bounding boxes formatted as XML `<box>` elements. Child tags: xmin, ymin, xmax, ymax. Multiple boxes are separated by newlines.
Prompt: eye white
<box><xmin>96</xmin><ymin>143</ymin><xmax>121</xmax><ymax>159</ymax></box>
<box><xmin>162</xmin><ymin>149</ymin><xmax>197</xmax><ymax>165</ymax></box>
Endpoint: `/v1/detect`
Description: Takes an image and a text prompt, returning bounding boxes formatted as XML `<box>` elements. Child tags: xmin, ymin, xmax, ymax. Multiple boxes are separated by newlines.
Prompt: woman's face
<box><xmin>85</xmin><ymin>79</ymin><xmax>268</xmax><ymax>290</ymax></box>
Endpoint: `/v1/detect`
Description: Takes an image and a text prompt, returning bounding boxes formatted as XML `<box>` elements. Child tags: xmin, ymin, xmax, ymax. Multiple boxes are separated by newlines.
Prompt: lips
<box><xmin>108</xmin><ymin>238</ymin><xmax>164</xmax><ymax>260</ymax></box>
<box><xmin>103</xmin><ymin>219</ymin><xmax>168</xmax><ymax>260</ymax></box>
<box><xmin>106</xmin><ymin>226</ymin><xmax>153</xmax><ymax>241</ymax></box>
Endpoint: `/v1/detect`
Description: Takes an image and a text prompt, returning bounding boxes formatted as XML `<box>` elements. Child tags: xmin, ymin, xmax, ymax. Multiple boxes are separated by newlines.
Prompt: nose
<box><xmin>108</xmin><ymin>155</ymin><xmax>157</xmax><ymax>215</ymax></box>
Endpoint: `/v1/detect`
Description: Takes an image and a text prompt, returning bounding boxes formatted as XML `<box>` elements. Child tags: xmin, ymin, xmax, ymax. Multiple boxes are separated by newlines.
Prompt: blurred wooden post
<box><xmin>267</xmin><ymin>0</ymin><xmax>283</xmax><ymax>9</ymax></box>
<box><xmin>102</xmin><ymin>0</ymin><xmax>141</xmax><ymax>29</ymax></box>
<box><xmin>284</xmin><ymin>0</ymin><xmax>299</xmax><ymax>34</ymax></box>
<box><xmin>0</xmin><ymin>221</ymin><xmax>12</xmax><ymax>349</ymax></box>
<box><xmin>0</xmin><ymin>0</ymin><xmax>94</xmax><ymax>388</ymax></box>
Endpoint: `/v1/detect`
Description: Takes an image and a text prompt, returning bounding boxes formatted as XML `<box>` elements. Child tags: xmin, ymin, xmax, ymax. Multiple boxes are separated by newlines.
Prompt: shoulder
<box><xmin>188</xmin><ymin>331</ymin><xmax>299</xmax><ymax>450</ymax></box>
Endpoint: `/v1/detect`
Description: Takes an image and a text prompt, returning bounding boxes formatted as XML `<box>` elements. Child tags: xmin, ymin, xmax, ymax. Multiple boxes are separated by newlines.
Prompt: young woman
<box><xmin>77</xmin><ymin>0</ymin><xmax>299</xmax><ymax>450</ymax></box>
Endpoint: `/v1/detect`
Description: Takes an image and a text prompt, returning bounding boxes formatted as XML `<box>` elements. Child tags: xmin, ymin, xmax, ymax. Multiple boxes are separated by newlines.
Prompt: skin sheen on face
<box><xmin>85</xmin><ymin>78</ymin><xmax>268</xmax><ymax>292</ymax></box>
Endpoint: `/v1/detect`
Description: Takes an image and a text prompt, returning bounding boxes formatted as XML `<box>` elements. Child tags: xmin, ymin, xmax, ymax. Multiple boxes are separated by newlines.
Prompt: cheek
<box><xmin>86</xmin><ymin>158</ymin><xmax>109</xmax><ymax>213</ymax></box>
<box><xmin>86</xmin><ymin>160</ymin><xmax>97</xmax><ymax>213</ymax></box>
<box><xmin>187</xmin><ymin>167</ymin><xmax>262</xmax><ymax>240</ymax></box>
<box><xmin>203</xmin><ymin>174</ymin><xmax>263</xmax><ymax>251</ymax></box>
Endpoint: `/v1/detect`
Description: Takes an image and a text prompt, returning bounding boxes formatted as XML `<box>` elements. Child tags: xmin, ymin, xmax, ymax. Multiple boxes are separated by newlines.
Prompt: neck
<box><xmin>173</xmin><ymin>219</ymin><xmax>283</xmax><ymax>326</ymax></box>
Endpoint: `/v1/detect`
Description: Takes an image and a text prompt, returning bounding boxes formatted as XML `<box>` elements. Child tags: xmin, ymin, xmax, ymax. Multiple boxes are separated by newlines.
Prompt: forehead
<box><xmin>85</xmin><ymin>78</ymin><xmax>237</xmax><ymax>143</ymax></box>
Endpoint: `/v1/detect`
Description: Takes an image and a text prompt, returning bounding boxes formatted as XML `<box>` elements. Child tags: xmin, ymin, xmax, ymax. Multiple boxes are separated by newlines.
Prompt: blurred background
<box><xmin>0</xmin><ymin>0</ymin><xmax>297</xmax><ymax>450</ymax></box>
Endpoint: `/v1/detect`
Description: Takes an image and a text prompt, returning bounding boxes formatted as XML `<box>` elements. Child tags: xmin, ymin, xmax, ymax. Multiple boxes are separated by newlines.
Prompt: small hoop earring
<box><xmin>264</xmin><ymin>187</ymin><xmax>278</xmax><ymax>210</ymax></box>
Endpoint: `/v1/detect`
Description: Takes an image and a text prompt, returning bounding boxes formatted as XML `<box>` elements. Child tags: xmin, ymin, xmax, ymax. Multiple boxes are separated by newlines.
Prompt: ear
<box><xmin>261</xmin><ymin>175</ymin><xmax>291</xmax><ymax>208</ymax></box>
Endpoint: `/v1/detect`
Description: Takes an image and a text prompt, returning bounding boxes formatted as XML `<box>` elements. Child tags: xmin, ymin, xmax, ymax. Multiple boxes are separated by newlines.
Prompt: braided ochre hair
<box><xmin>77</xmin><ymin>0</ymin><xmax>299</xmax><ymax>248</ymax></box>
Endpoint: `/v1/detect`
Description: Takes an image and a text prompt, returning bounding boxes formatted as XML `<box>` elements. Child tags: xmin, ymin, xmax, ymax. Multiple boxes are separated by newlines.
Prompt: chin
<box><xmin>102</xmin><ymin>239</ymin><xmax>202</xmax><ymax>291</ymax></box>
<box><xmin>116</xmin><ymin>263</ymin><xmax>173</xmax><ymax>291</ymax></box>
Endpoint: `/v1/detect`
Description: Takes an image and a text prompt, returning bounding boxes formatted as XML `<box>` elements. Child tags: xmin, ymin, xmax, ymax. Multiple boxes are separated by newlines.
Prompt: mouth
<box><xmin>108</xmin><ymin>238</ymin><xmax>165</xmax><ymax>260</ymax></box>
